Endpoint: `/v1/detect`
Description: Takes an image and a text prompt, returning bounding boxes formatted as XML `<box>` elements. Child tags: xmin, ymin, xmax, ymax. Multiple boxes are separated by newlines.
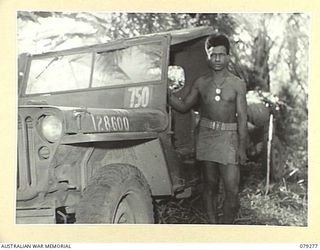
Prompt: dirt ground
<box><xmin>154</xmin><ymin>160</ymin><xmax>308</xmax><ymax>226</ymax></box>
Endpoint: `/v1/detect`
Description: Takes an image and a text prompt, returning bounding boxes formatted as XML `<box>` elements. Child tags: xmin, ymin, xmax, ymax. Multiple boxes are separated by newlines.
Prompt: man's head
<box><xmin>206</xmin><ymin>34</ymin><xmax>230</xmax><ymax>55</ymax></box>
<box><xmin>205</xmin><ymin>34</ymin><xmax>230</xmax><ymax>71</ymax></box>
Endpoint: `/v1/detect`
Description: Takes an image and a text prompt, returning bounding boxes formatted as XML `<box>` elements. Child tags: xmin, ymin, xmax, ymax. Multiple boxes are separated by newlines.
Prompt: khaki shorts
<box><xmin>196</xmin><ymin>126</ymin><xmax>239</xmax><ymax>165</ymax></box>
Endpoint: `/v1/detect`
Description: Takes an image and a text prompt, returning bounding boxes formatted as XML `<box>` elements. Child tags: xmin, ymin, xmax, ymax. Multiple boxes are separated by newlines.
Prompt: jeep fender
<box><xmin>86</xmin><ymin>138</ymin><xmax>173</xmax><ymax>196</ymax></box>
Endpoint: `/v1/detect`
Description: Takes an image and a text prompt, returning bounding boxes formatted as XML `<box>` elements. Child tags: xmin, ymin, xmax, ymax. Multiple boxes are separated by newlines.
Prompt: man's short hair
<box><xmin>206</xmin><ymin>34</ymin><xmax>230</xmax><ymax>55</ymax></box>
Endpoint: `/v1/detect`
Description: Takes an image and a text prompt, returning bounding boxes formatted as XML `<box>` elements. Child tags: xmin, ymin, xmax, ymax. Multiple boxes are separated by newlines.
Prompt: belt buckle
<box><xmin>211</xmin><ymin>121</ymin><xmax>216</xmax><ymax>130</ymax></box>
<box><xmin>221</xmin><ymin>122</ymin><xmax>225</xmax><ymax>130</ymax></box>
<box><xmin>216</xmin><ymin>121</ymin><xmax>221</xmax><ymax>130</ymax></box>
<box><xmin>216</xmin><ymin>121</ymin><xmax>223</xmax><ymax>130</ymax></box>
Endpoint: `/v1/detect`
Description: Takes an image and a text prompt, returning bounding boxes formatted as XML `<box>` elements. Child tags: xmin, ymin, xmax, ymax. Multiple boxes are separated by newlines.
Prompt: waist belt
<box><xmin>199</xmin><ymin>118</ymin><xmax>237</xmax><ymax>131</ymax></box>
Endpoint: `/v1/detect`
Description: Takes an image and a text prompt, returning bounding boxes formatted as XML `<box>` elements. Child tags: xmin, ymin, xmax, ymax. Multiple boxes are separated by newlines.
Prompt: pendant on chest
<box><xmin>214</xmin><ymin>88</ymin><xmax>222</xmax><ymax>102</ymax></box>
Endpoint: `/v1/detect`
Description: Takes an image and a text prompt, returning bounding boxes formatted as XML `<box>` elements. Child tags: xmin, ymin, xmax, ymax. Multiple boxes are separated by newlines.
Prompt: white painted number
<box><xmin>91</xmin><ymin>114</ymin><xmax>130</xmax><ymax>132</ymax></box>
<box><xmin>128</xmin><ymin>87</ymin><xmax>150</xmax><ymax>108</ymax></box>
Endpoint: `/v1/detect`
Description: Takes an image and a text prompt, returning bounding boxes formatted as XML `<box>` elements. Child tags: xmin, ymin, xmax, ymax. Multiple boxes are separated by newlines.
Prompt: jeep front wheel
<box><xmin>76</xmin><ymin>164</ymin><xmax>154</xmax><ymax>224</ymax></box>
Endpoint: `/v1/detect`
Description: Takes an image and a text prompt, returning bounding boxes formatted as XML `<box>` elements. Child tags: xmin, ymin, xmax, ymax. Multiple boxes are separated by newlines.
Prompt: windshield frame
<box><xmin>20</xmin><ymin>35</ymin><xmax>169</xmax><ymax>97</ymax></box>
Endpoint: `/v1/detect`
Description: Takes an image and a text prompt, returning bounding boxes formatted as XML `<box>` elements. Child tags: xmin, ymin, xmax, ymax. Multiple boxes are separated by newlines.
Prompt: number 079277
<box><xmin>300</xmin><ymin>244</ymin><xmax>318</xmax><ymax>248</ymax></box>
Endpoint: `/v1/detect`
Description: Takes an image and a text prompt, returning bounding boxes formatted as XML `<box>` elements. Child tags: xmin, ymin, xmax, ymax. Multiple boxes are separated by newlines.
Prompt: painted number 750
<box><xmin>128</xmin><ymin>87</ymin><xmax>150</xmax><ymax>108</ymax></box>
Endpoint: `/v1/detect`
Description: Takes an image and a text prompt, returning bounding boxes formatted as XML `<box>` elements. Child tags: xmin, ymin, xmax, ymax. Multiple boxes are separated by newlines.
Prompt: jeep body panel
<box><xmin>95</xmin><ymin>138</ymin><xmax>173</xmax><ymax>195</ymax></box>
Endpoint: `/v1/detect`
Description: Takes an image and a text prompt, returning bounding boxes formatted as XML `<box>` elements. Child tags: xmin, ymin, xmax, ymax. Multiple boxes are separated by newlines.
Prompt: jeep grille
<box><xmin>17</xmin><ymin>115</ymin><xmax>37</xmax><ymax>189</ymax></box>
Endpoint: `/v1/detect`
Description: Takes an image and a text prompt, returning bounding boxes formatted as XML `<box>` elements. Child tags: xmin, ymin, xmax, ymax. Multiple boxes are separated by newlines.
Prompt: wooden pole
<box><xmin>265</xmin><ymin>113</ymin><xmax>274</xmax><ymax>195</ymax></box>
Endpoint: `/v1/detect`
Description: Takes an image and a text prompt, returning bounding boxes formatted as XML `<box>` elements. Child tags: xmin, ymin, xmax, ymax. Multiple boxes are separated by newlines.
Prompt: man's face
<box><xmin>208</xmin><ymin>45</ymin><xmax>229</xmax><ymax>71</ymax></box>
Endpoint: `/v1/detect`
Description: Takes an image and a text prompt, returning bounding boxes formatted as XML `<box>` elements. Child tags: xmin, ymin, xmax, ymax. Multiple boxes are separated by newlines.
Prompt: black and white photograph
<box><xmin>16</xmin><ymin>12</ymin><xmax>309</xmax><ymax>227</ymax></box>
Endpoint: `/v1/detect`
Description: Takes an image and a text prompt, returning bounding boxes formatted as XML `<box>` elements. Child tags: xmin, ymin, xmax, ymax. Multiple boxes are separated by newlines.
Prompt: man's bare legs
<box><xmin>202</xmin><ymin>161</ymin><xmax>220</xmax><ymax>223</ymax></box>
<box><xmin>202</xmin><ymin>161</ymin><xmax>240</xmax><ymax>224</ymax></box>
<box><xmin>220</xmin><ymin>163</ymin><xmax>240</xmax><ymax>224</ymax></box>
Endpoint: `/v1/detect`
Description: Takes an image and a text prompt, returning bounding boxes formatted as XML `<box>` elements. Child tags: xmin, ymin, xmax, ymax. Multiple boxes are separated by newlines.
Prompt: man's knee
<box><xmin>204</xmin><ymin>180</ymin><xmax>220</xmax><ymax>196</ymax></box>
<box><xmin>224</xmin><ymin>192</ymin><xmax>239</xmax><ymax>203</ymax></box>
<box><xmin>221</xmin><ymin>164</ymin><xmax>240</xmax><ymax>192</ymax></box>
<box><xmin>225</xmin><ymin>185</ymin><xmax>239</xmax><ymax>197</ymax></box>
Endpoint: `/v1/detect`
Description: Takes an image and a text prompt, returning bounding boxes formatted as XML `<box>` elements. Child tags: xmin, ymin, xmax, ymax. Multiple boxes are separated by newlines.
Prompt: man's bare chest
<box><xmin>199</xmin><ymin>80</ymin><xmax>237</xmax><ymax>104</ymax></box>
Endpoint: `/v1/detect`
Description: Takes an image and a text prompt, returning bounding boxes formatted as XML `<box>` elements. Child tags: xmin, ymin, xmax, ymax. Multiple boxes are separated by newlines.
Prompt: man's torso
<box><xmin>195</xmin><ymin>72</ymin><xmax>242</xmax><ymax>164</ymax></box>
<box><xmin>197</xmin><ymin>72</ymin><xmax>241</xmax><ymax>123</ymax></box>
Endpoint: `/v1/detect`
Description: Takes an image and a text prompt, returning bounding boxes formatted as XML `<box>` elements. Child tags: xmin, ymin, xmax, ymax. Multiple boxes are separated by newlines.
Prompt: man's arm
<box><xmin>168</xmin><ymin>80</ymin><xmax>200</xmax><ymax>113</ymax></box>
<box><xmin>236</xmin><ymin>79</ymin><xmax>248</xmax><ymax>165</ymax></box>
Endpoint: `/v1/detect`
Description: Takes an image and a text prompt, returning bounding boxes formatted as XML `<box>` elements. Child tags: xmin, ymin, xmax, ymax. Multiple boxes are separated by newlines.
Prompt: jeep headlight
<box><xmin>41</xmin><ymin>115</ymin><xmax>62</xmax><ymax>142</ymax></box>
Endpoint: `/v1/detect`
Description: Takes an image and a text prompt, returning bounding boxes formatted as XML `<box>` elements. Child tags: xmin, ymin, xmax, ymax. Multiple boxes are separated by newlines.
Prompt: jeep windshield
<box><xmin>25</xmin><ymin>42</ymin><xmax>163</xmax><ymax>95</ymax></box>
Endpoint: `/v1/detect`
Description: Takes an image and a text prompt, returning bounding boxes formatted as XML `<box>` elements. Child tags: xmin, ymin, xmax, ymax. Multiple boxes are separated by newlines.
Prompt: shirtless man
<box><xmin>169</xmin><ymin>34</ymin><xmax>248</xmax><ymax>224</ymax></box>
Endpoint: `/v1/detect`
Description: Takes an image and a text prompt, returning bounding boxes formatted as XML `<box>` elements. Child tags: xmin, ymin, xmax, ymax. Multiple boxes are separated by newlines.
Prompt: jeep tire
<box><xmin>76</xmin><ymin>164</ymin><xmax>154</xmax><ymax>224</ymax></box>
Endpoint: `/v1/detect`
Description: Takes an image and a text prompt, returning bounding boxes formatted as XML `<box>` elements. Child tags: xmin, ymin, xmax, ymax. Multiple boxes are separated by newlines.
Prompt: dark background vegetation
<box><xmin>18</xmin><ymin>12</ymin><xmax>309</xmax><ymax>226</ymax></box>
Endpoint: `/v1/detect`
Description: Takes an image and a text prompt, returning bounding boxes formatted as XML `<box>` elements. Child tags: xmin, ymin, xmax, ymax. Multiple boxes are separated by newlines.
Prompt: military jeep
<box><xmin>17</xmin><ymin>27</ymin><xmax>216</xmax><ymax>224</ymax></box>
<box><xmin>17</xmin><ymin>26</ymin><xmax>285</xmax><ymax>224</ymax></box>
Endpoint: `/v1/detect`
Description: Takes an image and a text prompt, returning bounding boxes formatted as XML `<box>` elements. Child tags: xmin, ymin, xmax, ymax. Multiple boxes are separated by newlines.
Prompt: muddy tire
<box><xmin>76</xmin><ymin>164</ymin><xmax>154</xmax><ymax>224</ymax></box>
